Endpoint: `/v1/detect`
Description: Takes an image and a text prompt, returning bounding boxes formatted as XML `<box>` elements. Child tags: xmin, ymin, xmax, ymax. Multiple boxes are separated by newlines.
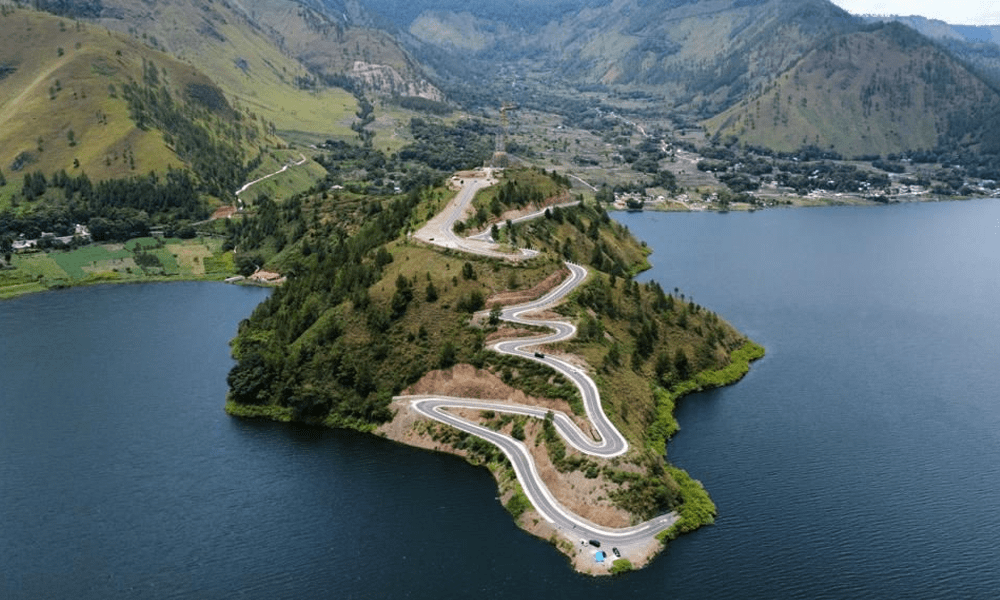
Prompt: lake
<box><xmin>2</xmin><ymin>199</ymin><xmax>999</xmax><ymax>598</ymax></box>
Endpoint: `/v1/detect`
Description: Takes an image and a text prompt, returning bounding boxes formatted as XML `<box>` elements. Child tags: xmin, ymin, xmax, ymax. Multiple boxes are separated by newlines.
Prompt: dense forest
<box><xmin>226</xmin><ymin>187</ymin><xmax>426</xmax><ymax>424</ymax></box>
<box><xmin>1</xmin><ymin>168</ymin><xmax>206</xmax><ymax>242</ymax></box>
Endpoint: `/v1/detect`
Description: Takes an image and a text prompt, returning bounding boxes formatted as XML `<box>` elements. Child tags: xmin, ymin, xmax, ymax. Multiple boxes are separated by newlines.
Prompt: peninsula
<box><xmin>226</xmin><ymin>167</ymin><xmax>763</xmax><ymax>574</ymax></box>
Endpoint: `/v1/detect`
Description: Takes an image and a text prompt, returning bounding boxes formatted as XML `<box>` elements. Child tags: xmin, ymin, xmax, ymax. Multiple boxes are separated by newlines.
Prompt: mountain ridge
<box><xmin>705</xmin><ymin>22</ymin><xmax>1000</xmax><ymax>155</ymax></box>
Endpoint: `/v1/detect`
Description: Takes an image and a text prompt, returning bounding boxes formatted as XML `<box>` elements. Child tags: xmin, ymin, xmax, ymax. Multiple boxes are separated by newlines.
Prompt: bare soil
<box><xmin>401</xmin><ymin>363</ymin><xmax>575</xmax><ymax>416</ymax></box>
<box><xmin>485</xmin><ymin>267</ymin><xmax>569</xmax><ymax>307</ymax></box>
<box><xmin>210</xmin><ymin>205</ymin><xmax>237</xmax><ymax>220</ymax></box>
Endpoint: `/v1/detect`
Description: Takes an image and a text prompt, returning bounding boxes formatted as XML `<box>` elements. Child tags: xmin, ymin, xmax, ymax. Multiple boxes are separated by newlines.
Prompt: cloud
<box><xmin>971</xmin><ymin>10</ymin><xmax>1000</xmax><ymax>25</ymax></box>
<box><xmin>831</xmin><ymin>0</ymin><xmax>1000</xmax><ymax>25</ymax></box>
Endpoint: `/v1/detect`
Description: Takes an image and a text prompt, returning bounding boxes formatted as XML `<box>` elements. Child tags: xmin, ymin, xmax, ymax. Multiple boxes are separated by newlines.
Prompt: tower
<box><xmin>491</xmin><ymin>102</ymin><xmax>518</xmax><ymax>168</ymax></box>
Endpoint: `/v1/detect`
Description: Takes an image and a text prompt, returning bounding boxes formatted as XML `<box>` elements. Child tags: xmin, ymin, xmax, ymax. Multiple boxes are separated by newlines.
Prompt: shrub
<box><xmin>505</xmin><ymin>490</ymin><xmax>531</xmax><ymax>520</ymax></box>
<box><xmin>610</xmin><ymin>558</ymin><xmax>633</xmax><ymax>574</ymax></box>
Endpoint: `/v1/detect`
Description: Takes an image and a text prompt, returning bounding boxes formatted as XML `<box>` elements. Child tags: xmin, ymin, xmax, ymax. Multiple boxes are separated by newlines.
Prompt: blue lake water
<box><xmin>2</xmin><ymin>199</ymin><xmax>999</xmax><ymax>598</ymax></box>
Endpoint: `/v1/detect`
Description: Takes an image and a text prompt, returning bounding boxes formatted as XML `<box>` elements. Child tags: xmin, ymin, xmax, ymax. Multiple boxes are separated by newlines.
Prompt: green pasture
<box><xmin>0</xmin><ymin>236</ymin><xmax>236</xmax><ymax>299</ymax></box>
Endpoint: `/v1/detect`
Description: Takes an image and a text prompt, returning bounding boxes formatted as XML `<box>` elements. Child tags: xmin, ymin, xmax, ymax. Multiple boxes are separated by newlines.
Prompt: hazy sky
<box><xmin>831</xmin><ymin>0</ymin><xmax>999</xmax><ymax>25</ymax></box>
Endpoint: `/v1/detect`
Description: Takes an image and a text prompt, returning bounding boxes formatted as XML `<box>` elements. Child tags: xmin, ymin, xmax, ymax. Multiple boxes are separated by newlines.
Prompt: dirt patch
<box><xmin>402</xmin><ymin>363</ymin><xmax>574</xmax><ymax>415</ymax></box>
<box><xmin>517</xmin><ymin>309</ymin><xmax>564</xmax><ymax>321</ymax></box>
<box><xmin>211</xmin><ymin>205</ymin><xmax>238</xmax><ymax>220</ymax></box>
<box><xmin>523</xmin><ymin>421</ymin><xmax>633</xmax><ymax>528</ymax></box>
<box><xmin>378</xmin><ymin>399</ymin><xmax>441</xmax><ymax>452</ymax></box>
<box><xmin>486</xmin><ymin>267</ymin><xmax>569</xmax><ymax>307</ymax></box>
<box><xmin>485</xmin><ymin>327</ymin><xmax>544</xmax><ymax>343</ymax></box>
<box><xmin>249</xmin><ymin>269</ymin><xmax>285</xmax><ymax>284</ymax></box>
<box><xmin>501</xmin><ymin>190</ymin><xmax>573</xmax><ymax>220</ymax></box>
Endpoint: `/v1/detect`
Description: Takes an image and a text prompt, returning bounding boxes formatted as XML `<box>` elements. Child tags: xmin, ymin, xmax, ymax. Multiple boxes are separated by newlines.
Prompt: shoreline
<box><xmin>611</xmin><ymin>190</ymin><xmax>995</xmax><ymax>214</ymax></box>
<box><xmin>0</xmin><ymin>271</ymin><xmax>259</xmax><ymax>301</ymax></box>
<box><xmin>0</xmin><ymin>236</ymin><xmax>244</xmax><ymax>301</ymax></box>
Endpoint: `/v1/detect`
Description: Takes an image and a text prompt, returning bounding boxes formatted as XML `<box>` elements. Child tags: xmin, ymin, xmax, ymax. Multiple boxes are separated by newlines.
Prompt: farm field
<box><xmin>0</xmin><ymin>236</ymin><xmax>236</xmax><ymax>299</ymax></box>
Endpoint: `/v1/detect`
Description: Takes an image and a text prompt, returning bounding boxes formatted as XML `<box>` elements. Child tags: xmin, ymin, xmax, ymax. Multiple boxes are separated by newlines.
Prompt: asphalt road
<box><xmin>398</xmin><ymin>173</ymin><xmax>678</xmax><ymax>549</ymax></box>
<box><xmin>412</xmin><ymin>174</ymin><xmax>538</xmax><ymax>259</ymax></box>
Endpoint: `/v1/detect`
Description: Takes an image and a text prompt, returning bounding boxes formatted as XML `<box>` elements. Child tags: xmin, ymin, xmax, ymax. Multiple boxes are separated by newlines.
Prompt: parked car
<box><xmin>588</xmin><ymin>539</ymin><xmax>601</xmax><ymax>548</ymax></box>
<box><xmin>612</xmin><ymin>547</ymin><xmax>621</xmax><ymax>557</ymax></box>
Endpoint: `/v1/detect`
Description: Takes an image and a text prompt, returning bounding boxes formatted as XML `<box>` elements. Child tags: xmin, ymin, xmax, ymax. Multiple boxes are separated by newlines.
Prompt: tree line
<box><xmin>1</xmin><ymin>168</ymin><xmax>207</xmax><ymax>241</ymax></box>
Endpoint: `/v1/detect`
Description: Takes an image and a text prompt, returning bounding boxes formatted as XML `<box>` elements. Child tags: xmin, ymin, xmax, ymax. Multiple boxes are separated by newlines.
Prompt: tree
<box><xmin>438</xmin><ymin>340</ymin><xmax>457</xmax><ymax>368</ymax></box>
<box><xmin>226</xmin><ymin>353</ymin><xmax>273</xmax><ymax>405</ymax></box>
<box><xmin>673</xmin><ymin>348</ymin><xmax>691</xmax><ymax>381</ymax></box>
<box><xmin>595</xmin><ymin>185</ymin><xmax>613</xmax><ymax>203</ymax></box>
<box><xmin>605</xmin><ymin>343</ymin><xmax>622</xmax><ymax>369</ymax></box>
<box><xmin>655</xmin><ymin>351</ymin><xmax>673</xmax><ymax>385</ymax></box>
<box><xmin>457</xmin><ymin>289</ymin><xmax>485</xmax><ymax>313</ymax></box>
<box><xmin>461</xmin><ymin>261</ymin><xmax>476</xmax><ymax>280</ymax></box>
<box><xmin>511</xmin><ymin>420</ymin><xmax>525</xmax><ymax>440</ymax></box>
<box><xmin>425</xmin><ymin>280</ymin><xmax>438</xmax><ymax>302</ymax></box>
<box><xmin>235</xmin><ymin>252</ymin><xmax>262</xmax><ymax>276</ymax></box>
<box><xmin>488</xmin><ymin>303</ymin><xmax>503</xmax><ymax>325</ymax></box>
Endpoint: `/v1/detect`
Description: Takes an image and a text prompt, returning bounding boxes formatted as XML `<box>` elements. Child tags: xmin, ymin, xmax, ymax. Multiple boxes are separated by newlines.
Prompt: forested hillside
<box><xmin>0</xmin><ymin>8</ymin><xmax>257</xmax><ymax>184</ymax></box>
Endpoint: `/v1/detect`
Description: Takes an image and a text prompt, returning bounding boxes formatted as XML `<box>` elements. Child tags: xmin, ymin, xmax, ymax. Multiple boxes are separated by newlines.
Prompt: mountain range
<box><xmin>6</xmin><ymin>0</ymin><xmax>1000</xmax><ymax>171</ymax></box>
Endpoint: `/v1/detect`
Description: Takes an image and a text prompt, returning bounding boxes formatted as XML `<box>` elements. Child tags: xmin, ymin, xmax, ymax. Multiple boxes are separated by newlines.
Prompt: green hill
<box><xmin>35</xmin><ymin>0</ymin><xmax>441</xmax><ymax>143</ymax></box>
<box><xmin>705</xmin><ymin>23</ymin><xmax>1000</xmax><ymax>156</ymax></box>
<box><xmin>0</xmin><ymin>8</ymin><xmax>238</xmax><ymax>185</ymax></box>
<box><xmin>62</xmin><ymin>0</ymin><xmax>362</xmax><ymax>142</ymax></box>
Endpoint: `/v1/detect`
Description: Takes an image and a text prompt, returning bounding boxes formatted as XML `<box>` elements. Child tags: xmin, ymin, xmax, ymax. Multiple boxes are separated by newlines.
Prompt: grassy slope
<box><xmin>706</xmin><ymin>27</ymin><xmax>1000</xmax><ymax>155</ymax></box>
<box><xmin>237</xmin><ymin>148</ymin><xmax>329</xmax><ymax>205</ymax></box>
<box><xmin>537</xmin><ymin>0</ymin><xmax>857</xmax><ymax>111</ymax></box>
<box><xmin>88</xmin><ymin>0</ymin><xmax>359</xmax><ymax>142</ymax></box>
<box><xmin>0</xmin><ymin>10</ymin><xmax>193</xmax><ymax>191</ymax></box>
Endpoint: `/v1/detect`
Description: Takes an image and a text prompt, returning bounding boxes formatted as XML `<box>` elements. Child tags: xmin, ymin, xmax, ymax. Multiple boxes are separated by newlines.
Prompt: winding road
<box><xmin>399</xmin><ymin>174</ymin><xmax>678</xmax><ymax>552</ymax></box>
